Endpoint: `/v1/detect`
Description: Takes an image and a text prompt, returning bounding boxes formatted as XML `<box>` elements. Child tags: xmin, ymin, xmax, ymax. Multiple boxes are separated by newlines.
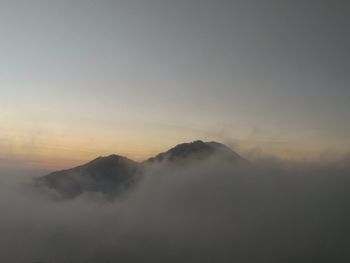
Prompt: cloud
<box><xmin>0</xmin><ymin>154</ymin><xmax>350</xmax><ymax>262</ymax></box>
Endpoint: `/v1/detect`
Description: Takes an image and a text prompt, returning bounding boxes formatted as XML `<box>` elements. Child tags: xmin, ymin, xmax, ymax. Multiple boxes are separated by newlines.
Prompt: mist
<box><xmin>1</xmin><ymin>154</ymin><xmax>350</xmax><ymax>263</ymax></box>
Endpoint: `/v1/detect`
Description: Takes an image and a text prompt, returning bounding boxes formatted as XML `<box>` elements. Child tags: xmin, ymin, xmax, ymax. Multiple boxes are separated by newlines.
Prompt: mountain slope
<box><xmin>145</xmin><ymin>140</ymin><xmax>242</xmax><ymax>164</ymax></box>
<box><xmin>35</xmin><ymin>140</ymin><xmax>248</xmax><ymax>200</ymax></box>
<box><xmin>35</xmin><ymin>154</ymin><xmax>138</xmax><ymax>199</ymax></box>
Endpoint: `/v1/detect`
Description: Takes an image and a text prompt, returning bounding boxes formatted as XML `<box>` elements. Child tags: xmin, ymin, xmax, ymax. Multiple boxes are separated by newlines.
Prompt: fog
<box><xmin>1</xmin><ymin>154</ymin><xmax>350</xmax><ymax>263</ymax></box>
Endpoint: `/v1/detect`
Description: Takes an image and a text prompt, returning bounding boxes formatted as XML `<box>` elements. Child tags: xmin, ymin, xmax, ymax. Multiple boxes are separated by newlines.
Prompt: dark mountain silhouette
<box><xmin>145</xmin><ymin>140</ymin><xmax>242</xmax><ymax>164</ymax></box>
<box><xmin>35</xmin><ymin>155</ymin><xmax>138</xmax><ymax>200</ymax></box>
<box><xmin>35</xmin><ymin>140</ymin><xmax>247</xmax><ymax>200</ymax></box>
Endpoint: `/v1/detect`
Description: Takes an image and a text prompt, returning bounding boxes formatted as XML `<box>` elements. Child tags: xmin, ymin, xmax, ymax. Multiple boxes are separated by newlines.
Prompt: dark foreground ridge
<box><xmin>35</xmin><ymin>140</ymin><xmax>247</xmax><ymax>200</ymax></box>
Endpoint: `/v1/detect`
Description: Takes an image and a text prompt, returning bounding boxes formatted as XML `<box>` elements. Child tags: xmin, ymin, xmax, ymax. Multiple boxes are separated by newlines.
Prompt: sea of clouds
<box><xmin>0</xmin><ymin>154</ymin><xmax>350</xmax><ymax>263</ymax></box>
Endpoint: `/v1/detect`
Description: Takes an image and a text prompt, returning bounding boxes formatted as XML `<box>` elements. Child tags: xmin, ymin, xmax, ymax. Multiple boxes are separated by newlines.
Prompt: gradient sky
<box><xmin>1</xmin><ymin>0</ymin><xmax>349</xmax><ymax>169</ymax></box>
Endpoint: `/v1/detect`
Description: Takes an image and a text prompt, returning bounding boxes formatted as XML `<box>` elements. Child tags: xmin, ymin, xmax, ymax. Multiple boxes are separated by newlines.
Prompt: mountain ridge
<box><xmin>35</xmin><ymin>140</ymin><xmax>247</xmax><ymax>200</ymax></box>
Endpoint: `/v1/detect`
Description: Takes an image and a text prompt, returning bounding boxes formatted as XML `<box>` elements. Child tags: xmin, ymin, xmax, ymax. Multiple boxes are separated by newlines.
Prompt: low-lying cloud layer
<box><xmin>1</xmin><ymin>153</ymin><xmax>350</xmax><ymax>263</ymax></box>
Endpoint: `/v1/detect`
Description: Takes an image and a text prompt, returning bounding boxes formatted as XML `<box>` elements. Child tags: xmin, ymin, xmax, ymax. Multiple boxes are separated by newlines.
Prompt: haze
<box><xmin>1</xmin><ymin>0</ymin><xmax>349</xmax><ymax>170</ymax></box>
<box><xmin>0</xmin><ymin>1</ymin><xmax>350</xmax><ymax>261</ymax></box>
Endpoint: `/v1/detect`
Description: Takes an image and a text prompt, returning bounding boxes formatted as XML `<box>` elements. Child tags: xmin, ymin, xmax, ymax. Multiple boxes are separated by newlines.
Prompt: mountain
<box><xmin>35</xmin><ymin>154</ymin><xmax>138</xmax><ymax>200</ymax></box>
<box><xmin>35</xmin><ymin>140</ymin><xmax>247</xmax><ymax>200</ymax></box>
<box><xmin>145</xmin><ymin>140</ymin><xmax>242</xmax><ymax>164</ymax></box>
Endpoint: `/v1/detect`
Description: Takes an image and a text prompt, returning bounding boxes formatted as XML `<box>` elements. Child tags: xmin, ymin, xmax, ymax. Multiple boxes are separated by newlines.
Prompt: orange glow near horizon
<box><xmin>1</xmin><ymin>110</ymin><xmax>349</xmax><ymax>171</ymax></box>
<box><xmin>1</xmin><ymin>129</ymin><xmax>348</xmax><ymax>172</ymax></box>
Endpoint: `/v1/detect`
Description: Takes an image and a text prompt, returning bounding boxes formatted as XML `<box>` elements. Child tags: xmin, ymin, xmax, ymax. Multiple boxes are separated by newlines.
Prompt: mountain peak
<box><xmin>36</xmin><ymin>154</ymin><xmax>138</xmax><ymax>200</ymax></box>
<box><xmin>88</xmin><ymin>154</ymin><xmax>132</xmax><ymax>166</ymax></box>
<box><xmin>35</xmin><ymin>140</ymin><xmax>247</xmax><ymax>200</ymax></box>
<box><xmin>146</xmin><ymin>140</ymin><xmax>242</xmax><ymax>163</ymax></box>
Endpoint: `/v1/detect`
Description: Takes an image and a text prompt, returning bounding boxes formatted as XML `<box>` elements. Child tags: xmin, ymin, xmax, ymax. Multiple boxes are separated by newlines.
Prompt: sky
<box><xmin>1</xmin><ymin>0</ymin><xmax>349</xmax><ymax>169</ymax></box>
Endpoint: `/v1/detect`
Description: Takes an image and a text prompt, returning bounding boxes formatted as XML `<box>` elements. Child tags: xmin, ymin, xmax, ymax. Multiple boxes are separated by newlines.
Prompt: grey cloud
<box><xmin>0</xmin><ymin>153</ymin><xmax>350</xmax><ymax>263</ymax></box>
